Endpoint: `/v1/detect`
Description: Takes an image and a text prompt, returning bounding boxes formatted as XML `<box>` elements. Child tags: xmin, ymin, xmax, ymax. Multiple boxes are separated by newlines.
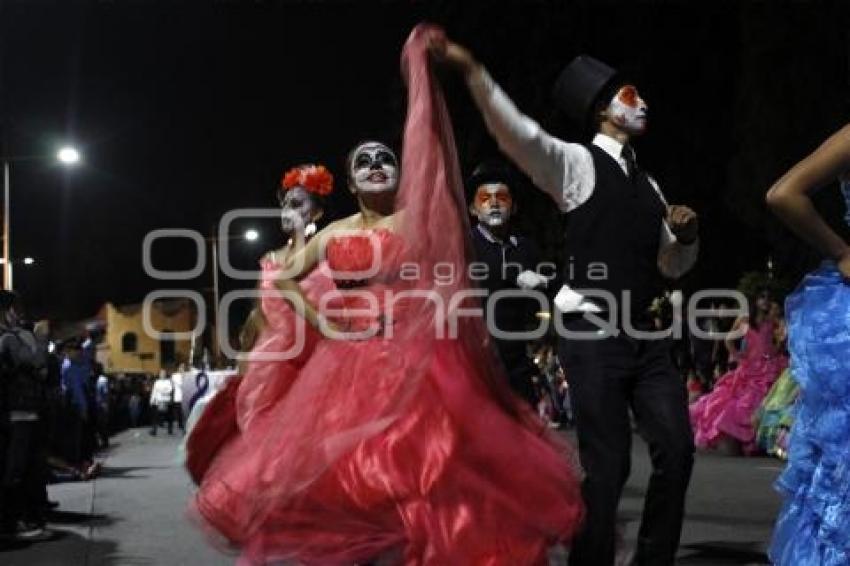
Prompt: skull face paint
<box><xmin>472</xmin><ymin>184</ymin><xmax>513</xmax><ymax>227</ymax></box>
<box><xmin>607</xmin><ymin>85</ymin><xmax>648</xmax><ymax>134</ymax></box>
<box><xmin>279</xmin><ymin>186</ymin><xmax>320</xmax><ymax>236</ymax></box>
<box><xmin>349</xmin><ymin>142</ymin><xmax>399</xmax><ymax>193</ymax></box>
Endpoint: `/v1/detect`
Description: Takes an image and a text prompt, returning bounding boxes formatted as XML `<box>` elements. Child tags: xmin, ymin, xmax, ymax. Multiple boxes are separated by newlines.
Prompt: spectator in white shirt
<box><xmin>149</xmin><ymin>370</ymin><xmax>174</xmax><ymax>436</ymax></box>
<box><xmin>170</xmin><ymin>365</ymin><xmax>184</xmax><ymax>433</ymax></box>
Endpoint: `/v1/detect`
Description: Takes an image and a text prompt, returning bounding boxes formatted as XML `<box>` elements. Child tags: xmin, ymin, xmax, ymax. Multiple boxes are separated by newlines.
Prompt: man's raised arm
<box><xmin>429</xmin><ymin>33</ymin><xmax>592</xmax><ymax>213</ymax></box>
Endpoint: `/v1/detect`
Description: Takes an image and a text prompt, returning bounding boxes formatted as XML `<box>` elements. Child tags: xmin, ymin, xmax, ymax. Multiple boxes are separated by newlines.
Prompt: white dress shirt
<box><xmin>150</xmin><ymin>378</ymin><xmax>174</xmax><ymax>407</ymax></box>
<box><xmin>466</xmin><ymin>67</ymin><xmax>698</xmax><ymax>313</ymax></box>
<box><xmin>170</xmin><ymin>372</ymin><xmax>183</xmax><ymax>403</ymax></box>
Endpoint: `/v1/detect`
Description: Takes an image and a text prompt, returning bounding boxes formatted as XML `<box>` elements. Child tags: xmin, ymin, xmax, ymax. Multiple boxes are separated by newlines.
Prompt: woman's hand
<box><xmin>426</xmin><ymin>31</ymin><xmax>479</xmax><ymax>78</ymax></box>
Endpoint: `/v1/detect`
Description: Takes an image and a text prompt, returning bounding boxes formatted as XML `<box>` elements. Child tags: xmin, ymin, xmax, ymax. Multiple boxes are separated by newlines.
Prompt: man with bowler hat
<box><xmin>431</xmin><ymin>35</ymin><xmax>699</xmax><ymax>566</ymax></box>
<box><xmin>467</xmin><ymin>161</ymin><xmax>550</xmax><ymax>406</ymax></box>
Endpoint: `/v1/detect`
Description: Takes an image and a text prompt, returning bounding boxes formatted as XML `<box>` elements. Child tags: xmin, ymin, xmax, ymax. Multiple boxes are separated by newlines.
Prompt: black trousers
<box><xmin>558</xmin><ymin>316</ymin><xmax>694</xmax><ymax>566</ymax></box>
<box><xmin>150</xmin><ymin>406</ymin><xmax>172</xmax><ymax>435</ymax></box>
<box><xmin>494</xmin><ymin>338</ymin><xmax>539</xmax><ymax>408</ymax></box>
<box><xmin>170</xmin><ymin>402</ymin><xmax>184</xmax><ymax>432</ymax></box>
<box><xmin>1</xmin><ymin>419</ymin><xmax>48</xmax><ymax>530</ymax></box>
<box><xmin>60</xmin><ymin>403</ymin><xmax>94</xmax><ymax>467</ymax></box>
<box><xmin>96</xmin><ymin>403</ymin><xmax>110</xmax><ymax>448</ymax></box>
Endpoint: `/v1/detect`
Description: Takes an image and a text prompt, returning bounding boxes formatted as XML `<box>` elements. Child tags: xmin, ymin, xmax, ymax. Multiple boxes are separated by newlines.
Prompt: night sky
<box><xmin>1</xmin><ymin>0</ymin><xmax>849</xmax><ymax>323</ymax></box>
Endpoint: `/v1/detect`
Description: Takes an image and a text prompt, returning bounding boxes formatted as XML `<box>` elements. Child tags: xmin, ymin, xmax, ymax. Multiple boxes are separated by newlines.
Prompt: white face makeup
<box><xmin>607</xmin><ymin>85</ymin><xmax>648</xmax><ymax>134</ymax></box>
<box><xmin>349</xmin><ymin>142</ymin><xmax>399</xmax><ymax>194</ymax></box>
<box><xmin>472</xmin><ymin>183</ymin><xmax>513</xmax><ymax>227</ymax></box>
<box><xmin>279</xmin><ymin>186</ymin><xmax>319</xmax><ymax>236</ymax></box>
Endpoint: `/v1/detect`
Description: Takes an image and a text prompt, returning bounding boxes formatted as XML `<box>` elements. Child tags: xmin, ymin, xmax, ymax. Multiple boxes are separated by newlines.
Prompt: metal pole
<box><xmin>211</xmin><ymin>236</ymin><xmax>221</xmax><ymax>367</ymax></box>
<box><xmin>3</xmin><ymin>160</ymin><xmax>9</xmax><ymax>291</ymax></box>
<box><xmin>188</xmin><ymin>334</ymin><xmax>196</xmax><ymax>369</ymax></box>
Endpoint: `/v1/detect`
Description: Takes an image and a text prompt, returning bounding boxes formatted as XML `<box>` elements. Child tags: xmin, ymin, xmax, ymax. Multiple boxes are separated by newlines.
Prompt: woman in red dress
<box><xmin>185</xmin><ymin>163</ymin><xmax>335</xmax><ymax>483</ymax></box>
<box><xmin>192</xmin><ymin>25</ymin><xmax>583</xmax><ymax>565</ymax></box>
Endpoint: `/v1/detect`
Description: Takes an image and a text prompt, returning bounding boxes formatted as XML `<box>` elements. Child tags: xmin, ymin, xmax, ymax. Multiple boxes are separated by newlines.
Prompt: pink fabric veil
<box><xmin>394</xmin><ymin>24</ymin><xmax>532</xmax><ymax>422</ymax></box>
<box><xmin>192</xmin><ymin>25</ymin><xmax>570</xmax><ymax>557</ymax></box>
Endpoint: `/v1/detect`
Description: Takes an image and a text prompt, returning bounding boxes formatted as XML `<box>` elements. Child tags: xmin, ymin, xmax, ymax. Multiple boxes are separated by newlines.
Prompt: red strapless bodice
<box><xmin>323</xmin><ymin>229</ymin><xmax>410</xmax><ymax>333</ymax></box>
<box><xmin>325</xmin><ymin>228</ymin><xmax>405</xmax><ymax>285</ymax></box>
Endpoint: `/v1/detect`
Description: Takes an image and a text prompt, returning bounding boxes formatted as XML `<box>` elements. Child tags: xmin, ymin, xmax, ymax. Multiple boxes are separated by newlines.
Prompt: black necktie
<box><xmin>621</xmin><ymin>144</ymin><xmax>639</xmax><ymax>180</ymax></box>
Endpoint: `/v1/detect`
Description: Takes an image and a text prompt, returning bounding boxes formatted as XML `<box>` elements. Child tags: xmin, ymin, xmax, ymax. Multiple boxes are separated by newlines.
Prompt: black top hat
<box><xmin>552</xmin><ymin>55</ymin><xmax>623</xmax><ymax>131</ymax></box>
<box><xmin>466</xmin><ymin>161</ymin><xmax>517</xmax><ymax>200</ymax></box>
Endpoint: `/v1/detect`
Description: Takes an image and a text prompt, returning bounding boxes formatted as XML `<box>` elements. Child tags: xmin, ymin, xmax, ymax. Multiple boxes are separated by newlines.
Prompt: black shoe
<box><xmin>17</xmin><ymin>522</ymin><xmax>51</xmax><ymax>542</ymax></box>
<box><xmin>0</xmin><ymin>522</ymin><xmax>52</xmax><ymax>543</ymax></box>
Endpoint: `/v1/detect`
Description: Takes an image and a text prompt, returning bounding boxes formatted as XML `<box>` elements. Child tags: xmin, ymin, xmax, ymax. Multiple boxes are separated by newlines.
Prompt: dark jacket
<box><xmin>470</xmin><ymin>224</ymin><xmax>542</xmax><ymax>357</ymax></box>
<box><xmin>0</xmin><ymin>326</ymin><xmax>48</xmax><ymax>414</ymax></box>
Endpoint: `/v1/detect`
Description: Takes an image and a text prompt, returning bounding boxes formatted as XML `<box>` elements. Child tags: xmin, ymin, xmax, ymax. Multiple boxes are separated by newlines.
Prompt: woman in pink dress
<box><xmin>185</xmin><ymin>163</ymin><xmax>335</xmax><ymax>484</ymax></box>
<box><xmin>689</xmin><ymin>290</ymin><xmax>788</xmax><ymax>454</ymax></box>
<box><xmin>192</xmin><ymin>25</ymin><xmax>583</xmax><ymax>566</ymax></box>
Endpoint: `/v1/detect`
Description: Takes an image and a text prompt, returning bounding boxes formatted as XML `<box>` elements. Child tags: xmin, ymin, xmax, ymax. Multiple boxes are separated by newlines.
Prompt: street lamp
<box><xmin>0</xmin><ymin>256</ymin><xmax>37</xmax><ymax>267</ymax></box>
<box><xmin>57</xmin><ymin>146</ymin><xmax>81</xmax><ymax>165</ymax></box>
<box><xmin>209</xmin><ymin>228</ymin><xmax>260</xmax><ymax>366</ymax></box>
<box><xmin>2</xmin><ymin>145</ymin><xmax>81</xmax><ymax>289</ymax></box>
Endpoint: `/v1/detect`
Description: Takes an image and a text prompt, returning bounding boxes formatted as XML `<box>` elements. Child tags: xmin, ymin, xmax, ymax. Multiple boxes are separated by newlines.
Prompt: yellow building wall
<box><xmin>98</xmin><ymin>300</ymin><xmax>195</xmax><ymax>375</ymax></box>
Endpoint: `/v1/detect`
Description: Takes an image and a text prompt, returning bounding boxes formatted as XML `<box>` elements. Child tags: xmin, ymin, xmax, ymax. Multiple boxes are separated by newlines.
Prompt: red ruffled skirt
<box><xmin>192</xmin><ymin>334</ymin><xmax>584</xmax><ymax>565</ymax></box>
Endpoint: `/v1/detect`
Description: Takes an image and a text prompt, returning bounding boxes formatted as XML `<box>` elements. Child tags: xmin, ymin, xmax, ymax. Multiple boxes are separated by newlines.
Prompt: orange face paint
<box><xmin>608</xmin><ymin>84</ymin><xmax>648</xmax><ymax>134</ymax></box>
<box><xmin>475</xmin><ymin>186</ymin><xmax>512</xmax><ymax>208</ymax></box>
<box><xmin>617</xmin><ymin>85</ymin><xmax>639</xmax><ymax>108</ymax></box>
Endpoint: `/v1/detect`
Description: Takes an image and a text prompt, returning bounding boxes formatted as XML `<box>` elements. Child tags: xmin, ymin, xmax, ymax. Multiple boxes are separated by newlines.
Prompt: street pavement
<box><xmin>1</xmin><ymin>428</ymin><xmax>783</xmax><ymax>565</ymax></box>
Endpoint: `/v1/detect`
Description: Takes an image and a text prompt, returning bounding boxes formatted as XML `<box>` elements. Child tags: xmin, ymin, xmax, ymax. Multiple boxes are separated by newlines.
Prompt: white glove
<box><xmin>553</xmin><ymin>285</ymin><xmax>603</xmax><ymax>313</ymax></box>
<box><xmin>516</xmin><ymin>270</ymin><xmax>548</xmax><ymax>290</ymax></box>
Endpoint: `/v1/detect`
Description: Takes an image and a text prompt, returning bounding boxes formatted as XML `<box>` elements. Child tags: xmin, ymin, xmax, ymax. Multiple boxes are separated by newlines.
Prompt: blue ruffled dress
<box><xmin>770</xmin><ymin>183</ymin><xmax>850</xmax><ymax>565</ymax></box>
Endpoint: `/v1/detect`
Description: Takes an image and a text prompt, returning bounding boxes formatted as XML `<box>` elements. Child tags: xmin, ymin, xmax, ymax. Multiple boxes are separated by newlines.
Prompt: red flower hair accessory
<box><xmin>280</xmin><ymin>164</ymin><xmax>334</xmax><ymax>197</ymax></box>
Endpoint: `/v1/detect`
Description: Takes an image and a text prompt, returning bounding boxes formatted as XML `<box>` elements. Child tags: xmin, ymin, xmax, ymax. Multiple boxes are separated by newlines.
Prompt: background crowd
<box><xmin>0</xmin><ymin>291</ymin><xmax>191</xmax><ymax>545</ymax></box>
<box><xmin>526</xmin><ymin>280</ymin><xmax>797</xmax><ymax>464</ymax></box>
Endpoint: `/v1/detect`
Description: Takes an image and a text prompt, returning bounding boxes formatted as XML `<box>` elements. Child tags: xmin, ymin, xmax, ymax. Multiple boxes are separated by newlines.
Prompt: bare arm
<box><xmin>647</xmin><ymin>177</ymin><xmax>699</xmax><ymax>278</ymax></box>
<box><xmin>766</xmin><ymin>123</ymin><xmax>850</xmax><ymax>277</ymax></box>
<box><xmin>657</xmin><ymin>206</ymin><xmax>699</xmax><ymax>279</ymax></box>
<box><xmin>273</xmin><ymin>221</ymin><xmax>339</xmax><ymax>331</ymax></box>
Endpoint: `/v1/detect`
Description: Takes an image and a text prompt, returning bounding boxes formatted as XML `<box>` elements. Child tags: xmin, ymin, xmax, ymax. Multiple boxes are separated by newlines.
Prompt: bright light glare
<box><xmin>23</xmin><ymin>257</ymin><xmax>35</xmax><ymax>265</ymax></box>
<box><xmin>57</xmin><ymin>146</ymin><xmax>81</xmax><ymax>165</ymax></box>
<box><xmin>244</xmin><ymin>229</ymin><xmax>259</xmax><ymax>242</ymax></box>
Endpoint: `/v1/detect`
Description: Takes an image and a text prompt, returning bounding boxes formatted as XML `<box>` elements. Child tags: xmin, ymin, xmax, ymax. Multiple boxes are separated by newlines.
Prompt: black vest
<box><xmin>561</xmin><ymin>144</ymin><xmax>666</xmax><ymax>315</ymax></box>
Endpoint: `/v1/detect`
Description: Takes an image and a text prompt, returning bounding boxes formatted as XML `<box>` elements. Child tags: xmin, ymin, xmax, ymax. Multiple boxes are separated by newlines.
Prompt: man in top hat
<box><xmin>431</xmin><ymin>36</ymin><xmax>698</xmax><ymax>565</ymax></box>
<box><xmin>467</xmin><ymin>161</ymin><xmax>549</xmax><ymax>407</ymax></box>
